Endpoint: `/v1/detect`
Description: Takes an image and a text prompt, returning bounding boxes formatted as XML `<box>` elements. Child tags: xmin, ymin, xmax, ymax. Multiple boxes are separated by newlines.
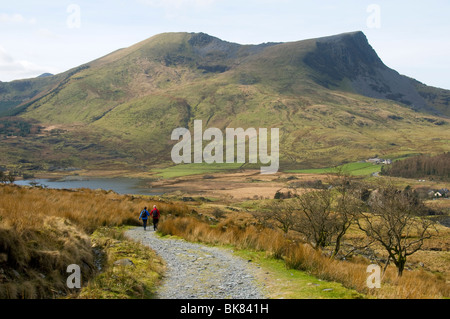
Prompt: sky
<box><xmin>1</xmin><ymin>0</ymin><xmax>449</xmax><ymax>89</ymax></box>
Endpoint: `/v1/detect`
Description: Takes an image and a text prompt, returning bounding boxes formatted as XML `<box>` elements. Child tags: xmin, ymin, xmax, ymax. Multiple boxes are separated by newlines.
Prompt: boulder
<box><xmin>113</xmin><ymin>258</ymin><xmax>135</xmax><ymax>267</ymax></box>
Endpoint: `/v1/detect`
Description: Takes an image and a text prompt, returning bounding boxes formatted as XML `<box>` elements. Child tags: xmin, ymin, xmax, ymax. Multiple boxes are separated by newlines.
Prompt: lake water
<box><xmin>14</xmin><ymin>177</ymin><xmax>164</xmax><ymax>196</ymax></box>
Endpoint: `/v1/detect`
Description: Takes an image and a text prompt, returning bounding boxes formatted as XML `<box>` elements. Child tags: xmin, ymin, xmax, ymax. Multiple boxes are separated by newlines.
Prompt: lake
<box><xmin>14</xmin><ymin>176</ymin><xmax>164</xmax><ymax>196</ymax></box>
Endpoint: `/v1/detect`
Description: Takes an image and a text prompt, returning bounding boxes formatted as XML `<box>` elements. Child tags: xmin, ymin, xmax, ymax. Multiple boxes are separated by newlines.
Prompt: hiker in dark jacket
<box><xmin>139</xmin><ymin>207</ymin><xmax>149</xmax><ymax>230</ymax></box>
<box><xmin>150</xmin><ymin>205</ymin><xmax>160</xmax><ymax>231</ymax></box>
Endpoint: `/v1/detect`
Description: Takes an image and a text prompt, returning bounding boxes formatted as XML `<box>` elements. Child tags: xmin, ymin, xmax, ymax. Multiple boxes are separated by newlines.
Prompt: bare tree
<box><xmin>286</xmin><ymin>172</ymin><xmax>365</xmax><ymax>257</ymax></box>
<box><xmin>293</xmin><ymin>189</ymin><xmax>336</xmax><ymax>249</ymax></box>
<box><xmin>357</xmin><ymin>185</ymin><xmax>435</xmax><ymax>276</ymax></box>
<box><xmin>251</xmin><ymin>209</ymin><xmax>274</xmax><ymax>229</ymax></box>
<box><xmin>329</xmin><ymin>174</ymin><xmax>366</xmax><ymax>258</ymax></box>
<box><xmin>256</xmin><ymin>200</ymin><xmax>298</xmax><ymax>234</ymax></box>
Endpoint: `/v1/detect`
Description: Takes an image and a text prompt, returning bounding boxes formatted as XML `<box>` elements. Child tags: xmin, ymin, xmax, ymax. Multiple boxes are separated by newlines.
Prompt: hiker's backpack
<box><xmin>141</xmin><ymin>210</ymin><xmax>148</xmax><ymax>219</ymax></box>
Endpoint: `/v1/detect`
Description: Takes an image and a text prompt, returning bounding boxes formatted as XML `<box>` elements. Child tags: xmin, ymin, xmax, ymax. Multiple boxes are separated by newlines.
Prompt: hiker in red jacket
<box><xmin>150</xmin><ymin>205</ymin><xmax>160</xmax><ymax>231</ymax></box>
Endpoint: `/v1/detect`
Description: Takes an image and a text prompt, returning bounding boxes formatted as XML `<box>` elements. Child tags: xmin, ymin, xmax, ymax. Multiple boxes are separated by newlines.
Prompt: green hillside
<box><xmin>0</xmin><ymin>31</ymin><xmax>449</xmax><ymax>173</ymax></box>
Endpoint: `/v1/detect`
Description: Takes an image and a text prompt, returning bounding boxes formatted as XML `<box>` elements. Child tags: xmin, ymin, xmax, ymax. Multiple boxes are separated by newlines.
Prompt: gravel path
<box><xmin>125</xmin><ymin>227</ymin><xmax>267</xmax><ymax>299</ymax></box>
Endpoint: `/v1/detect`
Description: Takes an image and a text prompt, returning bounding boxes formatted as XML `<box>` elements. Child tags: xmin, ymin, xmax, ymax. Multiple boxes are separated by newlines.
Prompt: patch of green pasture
<box><xmin>286</xmin><ymin>161</ymin><xmax>383</xmax><ymax>176</ymax></box>
<box><xmin>152</xmin><ymin>162</ymin><xmax>244</xmax><ymax>178</ymax></box>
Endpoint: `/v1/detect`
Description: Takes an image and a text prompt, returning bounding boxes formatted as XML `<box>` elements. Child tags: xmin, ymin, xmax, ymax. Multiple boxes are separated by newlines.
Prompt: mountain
<box><xmin>0</xmin><ymin>31</ymin><xmax>449</xmax><ymax>172</ymax></box>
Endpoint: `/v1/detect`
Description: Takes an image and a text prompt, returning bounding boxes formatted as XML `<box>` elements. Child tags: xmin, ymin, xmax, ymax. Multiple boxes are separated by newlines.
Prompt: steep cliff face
<box><xmin>303</xmin><ymin>31</ymin><xmax>439</xmax><ymax>114</ymax></box>
<box><xmin>304</xmin><ymin>31</ymin><xmax>385</xmax><ymax>82</ymax></box>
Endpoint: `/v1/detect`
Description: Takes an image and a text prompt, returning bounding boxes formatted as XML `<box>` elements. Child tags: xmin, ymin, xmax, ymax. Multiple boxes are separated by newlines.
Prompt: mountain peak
<box><xmin>315</xmin><ymin>30</ymin><xmax>366</xmax><ymax>42</ymax></box>
<box><xmin>188</xmin><ymin>32</ymin><xmax>217</xmax><ymax>46</ymax></box>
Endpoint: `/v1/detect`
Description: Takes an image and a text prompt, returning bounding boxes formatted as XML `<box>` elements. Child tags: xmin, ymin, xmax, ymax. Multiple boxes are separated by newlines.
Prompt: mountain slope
<box><xmin>0</xmin><ymin>31</ymin><xmax>449</xmax><ymax>172</ymax></box>
<box><xmin>0</xmin><ymin>74</ymin><xmax>61</xmax><ymax>115</ymax></box>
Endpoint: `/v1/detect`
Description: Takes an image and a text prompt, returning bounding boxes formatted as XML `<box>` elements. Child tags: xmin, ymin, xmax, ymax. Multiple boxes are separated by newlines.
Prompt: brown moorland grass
<box><xmin>1</xmin><ymin>182</ymin><xmax>448</xmax><ymax>299</ymax></box>
<box><xmin>0</xmin><ymin>184</ymin><xmax>188</xmax><ymax>298</ymax></box>
<box><xmin>158</xmin><ymin>215</ymin><xmax>450</xmax><ymax>299</ymax></box>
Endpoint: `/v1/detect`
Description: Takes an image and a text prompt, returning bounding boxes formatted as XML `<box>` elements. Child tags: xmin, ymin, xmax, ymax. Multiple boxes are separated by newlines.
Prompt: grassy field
<box><xmin>152</xmin><ymin>162</ymin><xmax>245</xmax><ymax>179</ymax></box>
<box><xmin>153</xmin><ymin>161</ymin><xmax>384</xmax><ymax>179</ymax></box>
<box><xmin>151</xmin><ymin>159</ymin><xmax>395</xmax><ymax>181</ymax></box>
<box><xmin>286</xmin><ymin>161</ymin><xmax>383</xmax><ymax>176</ymax></box>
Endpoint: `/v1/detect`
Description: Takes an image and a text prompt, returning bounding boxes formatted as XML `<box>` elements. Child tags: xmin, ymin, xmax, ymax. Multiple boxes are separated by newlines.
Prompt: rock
<box><xmin>322</xmin><ymin>288</ymin><xmax>333</xmax><ymax>292</ymax></box>
<box><xmin>113</xmin><ymin>258</ymin><xmax>135</xmax><ymax>267</ymax></box>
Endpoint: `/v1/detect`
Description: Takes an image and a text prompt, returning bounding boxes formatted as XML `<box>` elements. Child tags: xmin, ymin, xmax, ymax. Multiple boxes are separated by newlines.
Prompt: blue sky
<box><xmin>1</xmin><ymin>0</ymin><xmax>449</xmax><ymax>89</ymax></box>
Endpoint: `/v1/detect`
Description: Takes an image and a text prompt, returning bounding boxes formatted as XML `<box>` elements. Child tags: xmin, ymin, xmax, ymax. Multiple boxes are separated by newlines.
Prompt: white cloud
<box><xmin>0</xmin><ymin>46</ymin><xmax>55</xmax><ymax>81</ymax></box>
<box><xmin>0</xmin><ymin>13</ymin><xmax>36</xmax><ymax>25</ymax></box>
